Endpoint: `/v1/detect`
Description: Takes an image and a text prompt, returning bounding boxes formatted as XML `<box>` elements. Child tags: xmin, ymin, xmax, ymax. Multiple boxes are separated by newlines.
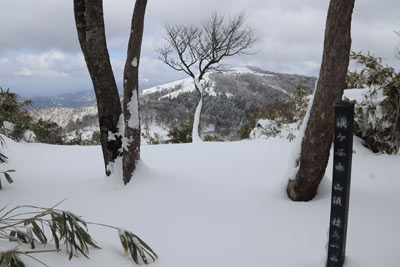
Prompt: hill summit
<box><xmin>29</xmin><ymin>66</ymin><xmax>316</xmax><ymax>142</ymax></box>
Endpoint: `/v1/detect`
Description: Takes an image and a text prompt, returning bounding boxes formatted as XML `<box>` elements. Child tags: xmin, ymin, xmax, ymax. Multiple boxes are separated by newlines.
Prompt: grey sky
<box><xmin>0</xmin><ymin>0</ymin><xmax>399</xmax><ymax>96</ymax></box>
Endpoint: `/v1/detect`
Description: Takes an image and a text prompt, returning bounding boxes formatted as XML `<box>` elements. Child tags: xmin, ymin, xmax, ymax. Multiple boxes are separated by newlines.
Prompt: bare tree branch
<box><xmin>156</xmin><ymin>12</ymin><xmax>257</xmax><ymax>82</ymax></box>
<box><xmin>156</xmin><ymin>12</ymin><xmax>257</xmax><ymax>142</ymax></box>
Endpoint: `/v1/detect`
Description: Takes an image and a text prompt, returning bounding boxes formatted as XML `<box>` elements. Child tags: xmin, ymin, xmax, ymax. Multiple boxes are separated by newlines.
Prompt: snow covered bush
<box><xmin>249</xmin><ymin>110</ymin><xmax>297</xmax><ymax>140</ymax></box>
<box><xmin>0</xmin><ymin>133</ymin><xmax>16</xmax><ymax>190</ymax></box>
<box><xmin>141</xmin><ymin>125</ymin><xmax>163</xmax><ymax>145</ymax></box>
<box><xmin>0</xmin><ymin>87</ymin><xmax>65</xmax><ymax>144</ymax></box>
<box><xmin>167</xmin><ymin>121</ymin><xmax>192</xmax><ymax>143</ymax></box>
<box><xmin>345</xmin><ymin>51</ymin><xmax>400</xmax><ymax>154</ymax></box>
<box><xmin>248</xmin><ymin>85</ymin><xmax>312</xmax><ymax>141</ymax></box>
<box><xmin>237</xmin><ymin>107</ymin><xmax>268</xmax><ymax>140</ymax></box>
<box><xmin>292</xmin><ymin>84</ymin><xmax>311</xmax><ymax>129</ymax></box>
<box><xmin>0</xmin><ymin>87</ymin><xmax>33</xmax><ymax>141</ymax></box>
<box><xmin>31</xmin><ymin>119</ymin><xmax>64</xmax><ymax>144</ymax></box>
<box><xmin>203</xmin><ymin>134</ymin><xmax>224</xmax><ymax>142</ymax></box>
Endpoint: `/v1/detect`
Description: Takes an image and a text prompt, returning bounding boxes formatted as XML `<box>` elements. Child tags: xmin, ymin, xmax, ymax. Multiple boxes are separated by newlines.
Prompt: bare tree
<box><xmin>287</xmin><ymin>0</ymin><xmax>356</xmax><ymax>201</ymax></box>
<box><xmin>73</xmin><ymin>0</ymin><xmax>147</xmax><ymax>184</ymax></box>
<box><xmin>157</xmin><ymin>12</ymin><xmax>256</xmax><ymax>142</ymax></box>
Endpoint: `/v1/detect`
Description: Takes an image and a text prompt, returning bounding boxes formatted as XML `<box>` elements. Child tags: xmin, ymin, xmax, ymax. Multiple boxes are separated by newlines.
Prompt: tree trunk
<box><xmin>122</xmin><ymin>0</ymin><xmax>147</xmax><ymax>185</ymax></box>
<box><xmin>73</xmin><ymin>0</ymin><xmax>122</xmax><ymax>176</ymax></box>
<box><xmin>192</xmin><ymin>78</ymin><xmax>203</xmax><ymax>143</ymax></box>
<box><xmin>287</xmin><ymin>0</ymin><xmax>355</xmax><ymax>201</ymax></box>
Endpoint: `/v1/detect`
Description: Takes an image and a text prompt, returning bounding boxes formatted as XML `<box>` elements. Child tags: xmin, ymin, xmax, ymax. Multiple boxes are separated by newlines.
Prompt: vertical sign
<box><xmin>327</xmin><ymin>101</ymin><xmax>354</xmax><ymax>267</ymax></box>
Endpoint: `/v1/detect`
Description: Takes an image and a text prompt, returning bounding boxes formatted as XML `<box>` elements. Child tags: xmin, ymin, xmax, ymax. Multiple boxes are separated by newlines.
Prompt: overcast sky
<box><xmin>0</xmin><ymin>0</ymin><xmax>399</xmax><ymax>97</ymax></box>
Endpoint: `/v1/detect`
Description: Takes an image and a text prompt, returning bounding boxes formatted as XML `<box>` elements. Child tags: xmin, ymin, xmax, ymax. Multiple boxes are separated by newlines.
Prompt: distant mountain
<box><xmin>25</xmin><ymin>90</ymin><xmax>98</xmax><ymax>109</ymax></box>
<box><xmin>25</xmin><ymin>79</ymin><xmax>158</xmax><ymax>109</ymax></box>
<box><xmin>139</xmin><ymin>66</ymin><xmax>316</xmax><ymax>138</ymax></box>
<box><xmin>29</xmin><ymin>66</ymin><xmax>316</xmax><ymax>142</ymax></box>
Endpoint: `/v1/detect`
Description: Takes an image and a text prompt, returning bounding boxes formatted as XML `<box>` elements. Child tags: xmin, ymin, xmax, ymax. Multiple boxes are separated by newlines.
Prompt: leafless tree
<box><xmin>157</xmin><ymin>12</ymin><xmax>256</xmax><ymax>141</ymax></box>
<box><xmin>73</xmin><ymin>0</ymin><xmax>147</xmax><ymax>184</ymax></box>
<box><xmin>287</xmin><ymin>0</ymin><xmax>356</xmax><ymax>201</ymax></box>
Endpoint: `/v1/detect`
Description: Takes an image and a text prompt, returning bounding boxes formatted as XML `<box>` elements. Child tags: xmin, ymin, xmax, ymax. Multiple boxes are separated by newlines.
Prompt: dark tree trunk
<box><xmin>122</xmin><ymin>0</ymin><xmax>147</xmax><ymax>184</ymax></box>
<box><xmin>73</xmin><ymin>0</ymin><xmax>122</xmax><ymax>176</ymax></box>
<box><xmin>287</xmin><ymin>0</ymin><xmax>355</xmax><ymax>201</ymax></box>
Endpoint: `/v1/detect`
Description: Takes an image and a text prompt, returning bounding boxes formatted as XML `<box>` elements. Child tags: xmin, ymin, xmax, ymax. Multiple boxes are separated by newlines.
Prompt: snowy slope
<box><xmin>29</xmin><ymin>105</ymin><xmax>98</xmax><ymax>128</ymax></box>
<box><xmin>141</xmin><ymin>66</ymin><xmax>295</xmax><ymax>99</ymax></box>
<box><xmin>27</xmin><ymin>66</ymin><xmax>316</xmax><ymax>141</ymax></box>
<box><xmin>142</xmin><ymin>73</ymin><xmax>224</xmax><ymax>99</ymax></box>
<box><xmin>0</xmin><ymin>136</ymin><xmax>399</xmax><ymax>267</ymax></box>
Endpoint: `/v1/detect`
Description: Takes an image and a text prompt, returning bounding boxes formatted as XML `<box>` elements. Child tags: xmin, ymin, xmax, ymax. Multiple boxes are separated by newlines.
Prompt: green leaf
<box><xmin>4</xmin><ymin>172</ymin><xmax>14</xmax><ymax>184</ymax></box>
<box><xmin>117</xmin><ymin>229</ymin><xmax>157</xmax><ymax>265</ymax></box>
<box><xmin>130</xmin><ymin>241</ymin><xmax>139</xmax><ymax>264</ymax></box>
<box><xmin>4</xmin><ymin>253</ymin><xmax>12</xmax><ymax>264</ymax></box>
<box><xmin>31</xmin><ymin>220</ymin><xmax>47</xmax><ymax>244</ymax></box>
<box><xmin>50</xmin><ymin>226</ymin><xmax>60</xmax><ymax>250</ymax></box>
<box><xmin>118</xmin><ymin>230</ymin><xmax>129</xmax><ymax>255</ymax></box>
<box><xmin>66</xmin><ymin>211</ymin><xmax>87</xmax><ymax>228</ymax></box>
<box><xmin>0</xmin><ymin>252</ymin><xmax>25</xmax><ymax>267</ymax></box>
<box><xmin>135</xmin><ymin>235</ymin><xmax>158</xmax><ymax>260</ymax></box>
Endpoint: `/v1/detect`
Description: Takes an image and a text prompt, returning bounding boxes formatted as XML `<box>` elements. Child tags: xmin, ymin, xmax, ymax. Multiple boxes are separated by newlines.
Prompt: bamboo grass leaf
<box><xmin>4</xmin><ymin>172</ymin><xmax>14</xmax><ymax>184</ymax></box>
<box><xmin>1</xmin><ymin>203</ymin><xmax>157</xmax><ymax>265</ymax></box>
<box><xmin>134</xmin><ymin>235</ymin><xmax>158</xmax><ymax>260</ymax></box>
<box><xmin>118</xmin><ymin>230</ymin><xmax>129</xmax><ymax>255</ymax></box>
<box><xmin>26</xmin><ymin>227</ymin><xmax>35</xmax><ymax>249</ymax></box>
<box><xmin>131</xmin><ymin>242</ymin><xmax>138</xmax><ymax>264</ymax></box>
<box><xmin>30</xmin><ymin>221</ymin><xmax>47</xmax><ymax>244</ymax></box>
<box><xmin>0</xmin><ymin>251</ymin><xmax>26</xmax><ymax>267</ymax></box>
<box><xmin>117</xmin><ymin>229</ymin><xmax>157</xmax><ymax>265</ymax></box>
<box><xmin>50</xmin><ymin>226</ymin><xmax>60</xmax><ymax>250</ymax></box>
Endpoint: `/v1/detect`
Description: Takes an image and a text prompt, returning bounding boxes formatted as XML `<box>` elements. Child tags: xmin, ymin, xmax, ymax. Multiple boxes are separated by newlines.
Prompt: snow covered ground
<box><xmin>140</xmin><ymin>66</ymin><xmax>288</xmax><ymax>100</ymax></box>
<box><xmin>0</xmin><ymin>136</ymin><xmax>399</xmax><ymax>266</ymax></box>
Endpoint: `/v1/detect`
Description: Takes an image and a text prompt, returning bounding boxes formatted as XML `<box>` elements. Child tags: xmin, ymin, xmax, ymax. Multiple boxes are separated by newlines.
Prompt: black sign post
<box><xmin>326</xmin><ymin>101</ymin><xmax>354</xmax><ymax>267</ymax></box>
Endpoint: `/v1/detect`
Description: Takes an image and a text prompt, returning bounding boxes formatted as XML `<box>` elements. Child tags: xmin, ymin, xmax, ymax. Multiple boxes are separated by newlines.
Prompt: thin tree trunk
<box><xmin>122</xmin><ymin>0</ymin><xmax>147</xmax><ymax>184</ymax></box>
<box><xmin>192</xmin><ymin>94</ymin><xmax>203</xmax><ymax>143</ymax></box>
<box><xmin>287</xmin><ymin>0</ymin><xmax>355</xmax><ymax>201</ymax></box>
<box><xmin>73</xmin><ymin>0</ymin><xmax>122</xmax><ymax>176</ymax></box>
<box><xmin>192</xmin><ymin>78</ymin><xmax>203</xmax><ymax>143</ymax></box>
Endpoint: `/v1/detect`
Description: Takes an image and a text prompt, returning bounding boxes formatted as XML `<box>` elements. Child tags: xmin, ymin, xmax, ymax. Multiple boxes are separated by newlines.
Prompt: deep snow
<box><xmin>0</xmin><ymin>136</ymin><xmax>399</xmax><ymax>267</ymax></box>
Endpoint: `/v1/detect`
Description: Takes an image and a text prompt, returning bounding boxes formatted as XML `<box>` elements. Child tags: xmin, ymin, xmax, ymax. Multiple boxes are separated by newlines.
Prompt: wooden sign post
<box><xmin>327</xmin><ymin>101</ymin><xmax>354</xmax><ymax>267</ymax></box>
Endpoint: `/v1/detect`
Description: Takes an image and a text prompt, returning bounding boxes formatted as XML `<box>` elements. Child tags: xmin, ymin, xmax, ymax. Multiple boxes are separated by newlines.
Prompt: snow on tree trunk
<box><xmin>122</xmin><ymin>0</ymin><xmax>147</xmax><ymax>185</ymax></box>
<box><xmin>192</xmin><ymin>77</ymin><xmax>204</xmax><ymax>143</ymax></box>
<box><xmin>192</xmin><ymin>95</ymin><xmax>203</xmax><ymax>143</ymax></box>
<box><xmin>287</xmin><ymin>0</ymin><xmax>355</xmax><ymax>201</ymax></box>
<box><xmin>123</xmin><ymin>88</ymin><xmax>141</xmax><ymax>185</ymax></box>
<box><xmin>73</xmin><ymin>0</ymin><xmax>122</xmax><ymax>176</ymax></box>
<box><xmin>285</xmin><ymin>84</ymin><xmax>317</xmax><ymax>182</ymax></box>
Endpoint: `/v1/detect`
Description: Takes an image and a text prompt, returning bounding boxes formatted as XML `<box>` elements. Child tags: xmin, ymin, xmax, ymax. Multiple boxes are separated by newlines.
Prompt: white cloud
<box><xmin>14</xmin><ymin>68</ymin><xmax>69</xmax><ymax>78</ymax></box>
<box><xmin>0</xmin><ymin>0</ymin><xmax>399</xmax><ymax>96</ymax></box>
<box><xmin>0</xmin><ymin>51</ymin><xmax>86</xmax><ymax>78</ymax></box>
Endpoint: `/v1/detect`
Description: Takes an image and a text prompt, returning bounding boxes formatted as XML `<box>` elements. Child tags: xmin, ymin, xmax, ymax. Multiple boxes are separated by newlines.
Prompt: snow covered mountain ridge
<box><xmin>29</xmin><ymin>66</ymin><xmax>316</xmax><ymax>142</ymax></box>
<box><xmin>142</xmin><ymin>66</ymin><xmax>301</xmax><ymax>99</ymax></box>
